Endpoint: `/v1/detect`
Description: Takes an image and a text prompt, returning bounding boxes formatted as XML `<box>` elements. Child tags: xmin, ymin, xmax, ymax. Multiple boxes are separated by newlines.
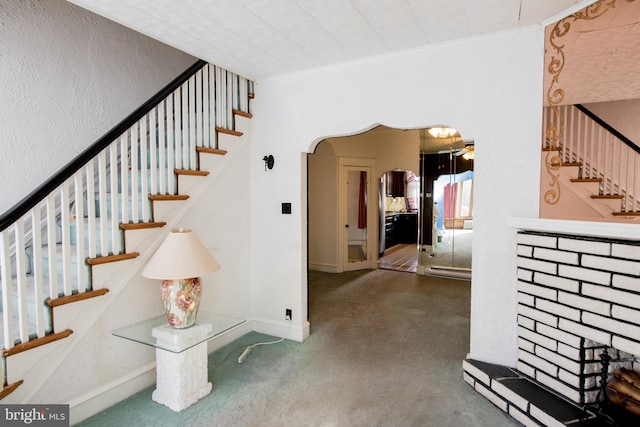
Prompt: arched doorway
<box><xmin>307</xmin><ymin>124</ymin><xmax>473</xmax><ymax>278</ymax></box>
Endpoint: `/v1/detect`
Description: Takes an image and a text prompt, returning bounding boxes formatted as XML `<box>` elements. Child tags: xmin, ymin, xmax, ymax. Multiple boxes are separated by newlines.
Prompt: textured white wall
<box><xmin>251</xmin><ymin>27</ymin><xmax>544</xmax><ymax>366</ymax></box>
<box><xmin>0</xmin><ymin>0</ymin><xmax>196</xmax><ymax>214</ymax></box>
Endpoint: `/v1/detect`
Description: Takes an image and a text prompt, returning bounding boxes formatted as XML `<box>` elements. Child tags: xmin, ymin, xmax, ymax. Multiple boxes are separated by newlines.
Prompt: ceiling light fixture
<box><xmin>428</xmin><ymin>127</ymin><xmax>457</xmax><ymax>138</ymax></box>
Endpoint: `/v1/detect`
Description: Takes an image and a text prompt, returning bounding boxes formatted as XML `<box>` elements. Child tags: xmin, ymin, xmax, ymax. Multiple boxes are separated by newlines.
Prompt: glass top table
<box><xmin>112</xmin><ymin>311</ymin><xmax>245</xmax><ymax>353</ymax></box>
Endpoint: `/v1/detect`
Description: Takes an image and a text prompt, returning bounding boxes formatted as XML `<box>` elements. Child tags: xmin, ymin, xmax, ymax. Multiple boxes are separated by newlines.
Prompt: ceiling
<box><xmin>67</xmin><ymin>0</ymin><xmax>595</xmax><ymax>80</ymax></box>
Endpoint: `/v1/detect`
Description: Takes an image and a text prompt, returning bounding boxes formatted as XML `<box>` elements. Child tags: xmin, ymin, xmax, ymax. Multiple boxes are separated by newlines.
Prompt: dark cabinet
<box><xmin>384</xmin><ymin>213</ymin><xmax>417</xmax><ymax>250</ymax></box>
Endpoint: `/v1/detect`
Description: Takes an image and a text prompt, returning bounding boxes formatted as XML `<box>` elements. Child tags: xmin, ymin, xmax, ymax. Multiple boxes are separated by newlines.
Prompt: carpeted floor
<box><xmin>77</xmin><ymin>269</ymin><xmax>518</xmax><ymax>427</ymax></box>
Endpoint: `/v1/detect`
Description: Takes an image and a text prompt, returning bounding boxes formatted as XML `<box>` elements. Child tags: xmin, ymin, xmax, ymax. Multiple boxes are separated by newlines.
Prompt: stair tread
<box><xmin>215</xmin><ymin>126</ymin><xmax>243</xmax><ymax>137</ymax></box>
<box><xmin>591</xmin><ymin>194</ymin><xmax>624</xmax><ymax>199</ymax></box>
<box><xmin>120</xmin><ymin>221</ymin><xmax>166</xmax><ymax>230</ymax></box>
<box><xmin>232</xmin><ymin>108</ymin><xmax>253</xmax><ymax>119</ymax></box>
<box><xmin>175</xmin><ymin>169</ymin><xmax>209</xmax><ymax>176</ymax></box>
<box><xmin>612</xmin><ymin>211</ymin><xmax>640</xmax><ymax>216</ymax></box>
<box><xmin>3</xmin><ymin>329</ymin><xmax>73</xmax><ymax>357</ymax></box>
<box><xmin>196</xmin><ymin>147</ymin><xmax>227</xmax><ymax>155</ymax></box>
<box><xmin>570</xmin><ymin>178</ymin><xmax>602</xmax><ymax>183</ymax></box>
<box><xmin>86</xmin><ymin>252</ymin><xmax>139</xmax><ymax>265</ymax></box>
<box><xmin>47</xmin><ymin>288</ymin><xmax>109</xmax><ymax>308</ymax></box>
<box><xmin>148</xmin><ymin>194</ymin><xmax>189</xmax><ymax>201</ymax></box>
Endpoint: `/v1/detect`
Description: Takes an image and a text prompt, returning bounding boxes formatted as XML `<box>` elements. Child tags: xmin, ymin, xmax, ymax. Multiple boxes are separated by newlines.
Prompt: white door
<box><xmin>339</xmin><ymin>158</ymin><xmax>375</xmax><ymax>271</ymax></box>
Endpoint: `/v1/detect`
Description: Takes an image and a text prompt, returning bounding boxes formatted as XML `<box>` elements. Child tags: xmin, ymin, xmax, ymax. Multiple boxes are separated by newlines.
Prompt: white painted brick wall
<box><xmin>536</xmin><ymin>299</ymin><xmax>581</xmax><ymax>321</ymax></box>
<box><xmin>519</xmin><ymin>281</ymin><xmax>558</xmax><ymax>300</ymax></box>
<box><xmin>612</xmin><ymin>274</ymin><xmax>640</xmax><ymax>292</ymax></box>
<box><xmin>517</xmin><ymin>245</ymin><xmax>533</xmax><ymax>257</ymax></box>
<box><xmin>535</xmin><ymin>346</ymin><xmax>581</xmax><ymax>373</ymax></box>
<box><xmin>559</xmin><ymin>319</ymin><xmax>611</xmax><ymax>346</ymax></box>
<box><xmin>519</xmin><ymin>257</ymin><xmax>558</xmax><ymax>275</ymax></box>
<box><xmin>612</xmin><ymin>305</ymin><xmax>640</xmax><ymax>325</ymax></box>
<box><xmin>558</xmin><ymin>265</ymin><xmax>610</xmax><ymax>285</ymax></box>
<box><xmin>517</xmin><ymin>315</ymin><xmax>535</xmax><ymax>330</ymax></box>
<box><xmin>558</xmin><ymin>291</ymin><xmax>610</xmax><ymax>314</ymax></box>
<box><xmin>518</xmin><ymin>326</ymin><xmax>557</xmax><ymax>350</ymax></box>
<box><xmin>519</xmin><ymin>351</ymin><xmax>559</xmax><ymax>376</ymax></box>
<box><xmin>612</xmin><ymin>336</ymin><xmax>640</xmax><ymax>356</ymax></box>
<box><xmin>558</xmin><ymin>238</ymin><xmax>610</xmax><ymax>255</ymax></box>
<box><xmin>519</xmin><ymin>305</ymin><xmax>558</xmax><ymax>328</ymax></box>
<box><xmin>475</xmin><ymin>382</ymin><xmax>508</xmax><ymax>412</ymax></box>
<box><xmin>612</xmin><ymin>243</ymin><xmax>640</xmax><ymax>260</ymax></box>
<box><xmin>534</xmin><ymin>272</ymin><xmax>579</xmax><ymax>293</ymax></box>
<box><xmin>517</xmin><ymin>234</ymin><xmax>557</xmax><ymax>248</ymax></box>
<box><xmin>515</xmin><ymin>231</ymin><xmax>640</xmax><ymax>407</ymax></box>
<box><xmin>583</xmin><ymin>283</ymin><xmax>640</xmax><ymax>308</ymax></box>
<box><xmin>582</xmin><ymin>254</ymin><xmax>640</xmax><ymax>276</ymax></box>
<box><xmin>557</xmin><ymin>342</ymin><xmax>581</xmax><ymax>359</ymax></box>
<box><xmin>534</xmin><ymin>247</ymin><xmax>579</xmax><ymax>265</ymax></box>
<box><xmin>537</xmin><ymin>323</ymin><xmax>582</xmax><ymax>348</ymax></box>
<box><xmin>558</xmin><ymin>368</ymin><xmax>582</xmax><ymax>388</ymax></box>
<box><xmin>518</xmin><ymin>292</ymin><xmax>535</xmax><ymax>306</ymax></box>
<box><xmin>517</xmin><ymin>268</ymin><xmax>533</xmax><ymax>281</ymax></box>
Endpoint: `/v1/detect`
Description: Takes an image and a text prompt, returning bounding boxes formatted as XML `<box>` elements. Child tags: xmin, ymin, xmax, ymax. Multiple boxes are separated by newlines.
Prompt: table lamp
<box><xmin>142</xmin><ymin>229</ymin><xmax>220</xmax><ymax>328</ymax></box>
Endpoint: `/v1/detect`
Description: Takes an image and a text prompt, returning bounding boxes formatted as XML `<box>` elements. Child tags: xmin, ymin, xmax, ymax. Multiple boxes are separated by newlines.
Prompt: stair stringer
<box><xmin>4</xmin><ymin>119</ymin><xmax>253</xmax><ymax>406</ymax></box>
<box><xmin>539</xmin><ymin>151</ymin><xmax>637</xmax><ymax>222</ymax></box>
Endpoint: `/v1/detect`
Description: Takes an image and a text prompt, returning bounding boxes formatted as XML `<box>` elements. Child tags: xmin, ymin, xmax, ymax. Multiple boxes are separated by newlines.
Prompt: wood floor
<box><xmin>378</xmin><ymin>243</ymin><xmax>418</xmax><ymax>273</ymax></box>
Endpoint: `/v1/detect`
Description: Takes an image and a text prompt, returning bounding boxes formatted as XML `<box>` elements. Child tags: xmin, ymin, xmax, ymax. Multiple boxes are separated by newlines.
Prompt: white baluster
<box><xmin>182</xmin><ymin>83</ymin><xmax>190</xmax><ymax>169</ymax></box>
<box><xmin>158</xmin><ymin>101</ymin><xmax>167</xmax><ymax>194</ymax></box>
<box><xmin>74</xmin><ymin>171</ymin><xmax>87</xmax><ymax>293</ymax></box>
<box><xmin>202</xmin><ymin>65</ymin><xmax>210</xmax><ymax>149</ymax></box>
<box><xmin>188</xmin><ymin>75</ymin><xmax>196</xmax><ymax>169</ymax></box>
<box><xmin>216</xmin><ymin>66</ymin><xmax>223</xmax><ymax>131</ymax></box>
<box><xmin>131</xmin><ymin>125</ymin><xmax>140</xmax><ymax>222</ymax></box>
<box><xmin>15</xmin><ymin>219</ymin><xmax>29</xmax><ymax>342</ymax></box>
<box><xmin>1</xmin><ymin>228</ymin><xmax>15</xmax><ymax>349</ymax></box>
<box><xmin>167</xmin><ymin>94</ymin><xmax>176</xmax><ymax>194</ymax></box>
<box><xmin>196</xmin><ymin>70</ymin><xmax>203</xmax><ymax>150</ymax></box>
<box><xmin>139</xmin><ymin>117</ymin><xmax>149</xmax><ymax>221</ymax></box>
<box><xmin>150</xmin><ymin>108</ymin><xmax>158</xmax><ymax>196</ymax></box>
<box><xmin>86</xmin><ymin>160</ymin><xmax>97</xmax><ymax>258</ymax></box>
<box><xmin>98</xmin><ymin>151</ymin><xmax>109</xmax><ymax>256</ymax></box>
<box><xmin>60</xmin><ymin>179</ymin><xmax>72</xmax><ymax>296</ymax></box>
<box><xmin>46</xmin><ymin>193</ymin><xmax>58</xmax><ymax>299</ymax></box>
<box><xmin>174</xmin><ymin>88</ymin><xmax>183</xmax><ymax>171</ymax></box>
<box><xmin>109</xmin><ymin>145</ymin><xmax>120</xmax><ymax>254</ymax></box>
<box><xmin>119</xmin><ymin>135</ymin><xmax>130</xmax><ymax>224</ymax></box>
<box><xmin>31</xmin><ymin>203</ymin><xmax>45</xmax><ymax>337</ymax></box>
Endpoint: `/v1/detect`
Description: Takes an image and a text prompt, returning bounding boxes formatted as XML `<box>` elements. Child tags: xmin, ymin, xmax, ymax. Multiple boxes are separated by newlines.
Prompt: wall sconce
<box><xmin>263</xmin><ymin>155</ymin><xmax>274</xmax><ymax>170</ymax></box>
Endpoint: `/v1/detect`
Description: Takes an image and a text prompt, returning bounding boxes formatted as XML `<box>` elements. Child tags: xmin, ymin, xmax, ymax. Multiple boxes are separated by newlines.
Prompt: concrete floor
<box><xmin>78</xmin><ymin>269</ymin><xmax>519</xmax><ymax>426</ymax></box>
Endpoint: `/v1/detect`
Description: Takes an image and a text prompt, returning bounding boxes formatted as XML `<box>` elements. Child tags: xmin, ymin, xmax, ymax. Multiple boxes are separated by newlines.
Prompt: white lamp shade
<box><xmin>142</xmin><ymin>229</ymin><xmax>221</xmax><ymax>280</ymax></box>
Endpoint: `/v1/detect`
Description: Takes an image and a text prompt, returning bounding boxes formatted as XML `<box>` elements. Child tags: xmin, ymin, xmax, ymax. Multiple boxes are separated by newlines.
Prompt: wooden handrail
<box><xmin>0</xmin><ymin>59</ymin><xmax>207</xmax><ymax>232</ymax></box>
<box><xmin>575</xmin><ymin>104</ymin><xmax>640</xmax><ymax>156</ymax></box>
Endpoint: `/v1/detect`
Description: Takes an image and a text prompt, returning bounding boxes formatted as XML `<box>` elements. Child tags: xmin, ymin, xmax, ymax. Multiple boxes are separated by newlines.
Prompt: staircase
<box><xmin>540</xmin><ymin>104</ymin><xmax>640</xmax><ymax>221</ymax></box>
<box><xmin>0</xmin><ymin>60</ymin><xmax>254</xmax><ymax>401</ymax></box>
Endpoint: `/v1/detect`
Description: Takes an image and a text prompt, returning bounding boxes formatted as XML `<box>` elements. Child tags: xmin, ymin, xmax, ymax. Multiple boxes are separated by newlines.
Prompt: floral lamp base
<box><xmin>161</xmin><ymin>277</ymin><xmax>202</xmax><ymax>328</ymax></box>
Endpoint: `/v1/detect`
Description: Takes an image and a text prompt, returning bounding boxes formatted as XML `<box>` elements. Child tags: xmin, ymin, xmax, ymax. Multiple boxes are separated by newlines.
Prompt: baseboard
<box><xmin>68</xmin><ymin>321</ymin><xmax>252</xmax><ymax>425</ymax></box>
<box><xmin>251</xmin><ymin>317</ymin><xmax>310</xmax><ymax>342</ymax></box>
<box><xmin>308</xmin><ymin>262</ymin><xmax>339</xmax><ymax>273</ymax></box>
<box><xmin>69</xmin><ymin>361</ymin><xmax>156</xmax><ymax>425</ymax></box>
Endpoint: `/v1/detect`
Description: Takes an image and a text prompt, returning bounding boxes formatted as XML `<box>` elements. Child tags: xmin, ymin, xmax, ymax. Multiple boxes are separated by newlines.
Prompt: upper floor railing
<box><xmin>542</xmin><ymin>104</ymin><xmax>640</xmax><ymax>213</ymax></box>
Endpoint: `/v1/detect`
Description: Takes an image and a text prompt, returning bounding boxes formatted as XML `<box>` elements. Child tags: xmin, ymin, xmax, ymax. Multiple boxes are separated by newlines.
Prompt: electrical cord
<box><xmin>237</xmin><ymin>319</ymin><xmax>293</xmax><ymax>364</ymax></box>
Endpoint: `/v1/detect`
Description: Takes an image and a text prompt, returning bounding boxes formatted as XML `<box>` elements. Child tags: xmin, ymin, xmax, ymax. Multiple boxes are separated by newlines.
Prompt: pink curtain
<box><xmin>444</xmin><ymin>182</ymin><xmax>458</xmax><ymax>220</ymax></box>
<box><xmin>358</xmin><ymin>171</ymin><xmax>366</xmax><ymax>229</ymax></box>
